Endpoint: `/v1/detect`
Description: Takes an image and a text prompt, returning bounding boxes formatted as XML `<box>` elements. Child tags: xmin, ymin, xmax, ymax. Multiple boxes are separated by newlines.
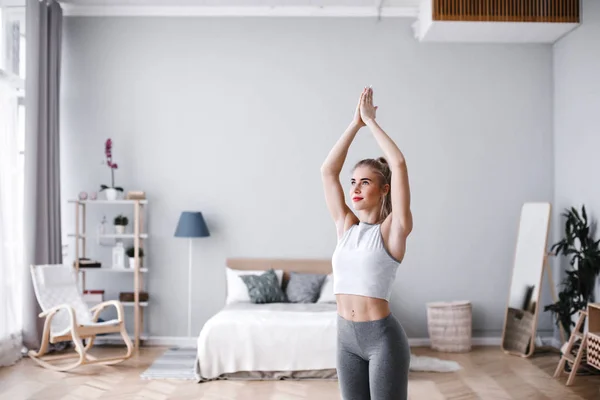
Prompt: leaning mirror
<box><xmin>501</xmin><ymin>202</ymin><xmax>551</xmax><ymax>357</ymax></box>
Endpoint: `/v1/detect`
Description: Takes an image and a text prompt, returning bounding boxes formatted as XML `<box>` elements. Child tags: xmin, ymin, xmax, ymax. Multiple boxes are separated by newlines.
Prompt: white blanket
<box><xmin>195</xmin><ymin>303</ymin><xmax>338</xmax><ymax>380</ymax></box>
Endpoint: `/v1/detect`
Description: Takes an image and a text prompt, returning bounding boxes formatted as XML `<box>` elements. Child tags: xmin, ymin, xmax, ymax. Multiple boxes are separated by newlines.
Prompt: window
<box><xmin>0</xmin><ymin>3</ymin><xmax>25</xmax><ymax>176</ymax></box>
<box><xmin>1</xmin><ymin>4</ymin><xmax>25</xmax><ymax>81</ymax></box>
<box><xmin>0</xmin><ymin>3</ymin><xmax>25</xmax><ymax>353</ymax></box>
<box><xmin>0</xmin><ymin>3</ymin><xmax>26</xmax><ymax>222</ymax></box>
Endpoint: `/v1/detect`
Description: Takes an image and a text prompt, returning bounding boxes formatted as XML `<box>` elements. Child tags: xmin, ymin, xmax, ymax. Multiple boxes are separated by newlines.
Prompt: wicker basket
<box><xmin>426</xmin><ymin>300</ymin><xmax>472</xmax><ymax>353</ymax></box>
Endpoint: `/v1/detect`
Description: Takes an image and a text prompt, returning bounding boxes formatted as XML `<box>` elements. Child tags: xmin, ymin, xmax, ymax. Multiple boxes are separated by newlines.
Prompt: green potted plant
<box><xmin>126</xmin><ymin>246</ymin><xmax>144</xmax><ymax>269</ymax></box>
<box><xmin>544</xmin><ymin>205</ymin><xmax>600</xmax><ymax>338</ymax></box>
<box><xmin>114</xmin><ymin>214</ymin><xmax>128</xmax><ymax>234</ymax></box>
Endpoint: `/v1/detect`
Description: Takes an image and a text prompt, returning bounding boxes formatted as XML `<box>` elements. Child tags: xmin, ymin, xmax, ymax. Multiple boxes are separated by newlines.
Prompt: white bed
<box><xmin>194</xmin><ymin>258</ymin><xmax>462</xmax><ymax>381</ymax></box>
<box><xmin>195</xmin><ymin>302</ymin><xmax>338</xmax><ymax>381</ymax></box>
<box><xmin>195</xmin><ymin>258</ymin><xmax>338</xmax><ymax>382</ymax></box>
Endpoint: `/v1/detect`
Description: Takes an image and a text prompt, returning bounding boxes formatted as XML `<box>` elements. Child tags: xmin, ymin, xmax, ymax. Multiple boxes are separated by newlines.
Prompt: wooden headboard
<box><xmin>226</xmin><ymin>258</ymin><xmax>332</xmax><ymax>285</ymax></box>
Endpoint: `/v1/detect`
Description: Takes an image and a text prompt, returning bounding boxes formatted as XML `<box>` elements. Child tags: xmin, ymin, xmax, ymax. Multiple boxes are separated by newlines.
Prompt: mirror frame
<box><xmin>501</xmin><ymin>202</ymin><xmax>551</xmax><ymax>358</ymax></box>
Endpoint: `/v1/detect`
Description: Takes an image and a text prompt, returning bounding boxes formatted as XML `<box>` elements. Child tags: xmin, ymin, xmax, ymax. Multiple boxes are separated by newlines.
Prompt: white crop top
<box><xmin>332</xmin><ymin>222</ymin><xmax>401</xmax><ymax>302</ymax></box>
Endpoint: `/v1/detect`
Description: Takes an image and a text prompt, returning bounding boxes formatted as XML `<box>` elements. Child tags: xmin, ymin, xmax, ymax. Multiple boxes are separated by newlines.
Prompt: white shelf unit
<box><xmin>85</xmin><ymin>301</ymin><xmax>149</xmax><ymax>307</ymax></box>
<box><xmin>68</xmin><ymin>198</ymin><xmax>148</xmax><ymax>350</ymax></box>
<box><xmin>68</xmin><ymin>233</ymin><xmax>149</xmax><ymax>239</ymax></box>
<box><xmin>79</xmin><ymin>267</ymin><xmax>149</xmax><ymax>273</ymax></box>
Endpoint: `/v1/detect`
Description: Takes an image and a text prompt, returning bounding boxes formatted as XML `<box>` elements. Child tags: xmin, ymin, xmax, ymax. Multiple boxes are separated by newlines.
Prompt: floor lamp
<box><xmin>174</xmin><ymin>211</ymin><xmax>210</xmax><ymax>338</ymax></box>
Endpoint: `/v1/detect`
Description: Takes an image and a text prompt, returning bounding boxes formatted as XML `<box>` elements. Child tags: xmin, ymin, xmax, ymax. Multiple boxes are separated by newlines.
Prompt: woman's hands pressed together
<box><xmin>360</xmin><ymin>87</ymin><xmax>378</xmax><ymax>125</ymax></box>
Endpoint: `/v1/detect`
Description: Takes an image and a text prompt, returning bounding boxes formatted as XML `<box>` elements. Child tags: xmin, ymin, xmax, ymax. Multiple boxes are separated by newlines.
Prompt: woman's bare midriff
<box><xmin>336</xmin><ymin>294</ymin><xmax>391</xmax><ymax>321</ymax></box>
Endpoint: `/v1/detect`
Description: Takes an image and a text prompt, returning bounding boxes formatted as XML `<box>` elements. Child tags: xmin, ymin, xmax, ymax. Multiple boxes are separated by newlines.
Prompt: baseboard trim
<box><xmin>93</xmin><ymin>336</ymin><xmax>197</xmax><ymax>347</ymax></box>
<box><xmin>409</xmin><ymin>337</ymin><xmax>505</xmax><ymax>347</ymax></box>
<box><xmin>550</xmin><ymin>337</ymin><xmax>563</xmax><ymax>349</ymax></box>
<box><xmin>95</xmin><ymin>335</ymin><xmax>557</xmax><ymax>349</ymax></box>
<box><xmin>146</xmin><ymin>336</ymin><xmax>198</xmax><ymax>347</ymax></box>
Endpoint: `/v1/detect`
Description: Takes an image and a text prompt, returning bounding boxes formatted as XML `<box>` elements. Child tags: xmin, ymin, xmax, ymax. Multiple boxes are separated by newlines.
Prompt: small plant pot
<box><xmin>105</xmin><ymin>188</ymin><xmax>118</xmax><ymax>201</ymax></box>
<box><xmin>129</xmin><ymin>257</ymin><xmax>143</xmax><ymax>269</ymax></box>
<box><xmin>115</xmin><ymin>225</ymin><xmax>126</xmax><ymax>234</ymax></box>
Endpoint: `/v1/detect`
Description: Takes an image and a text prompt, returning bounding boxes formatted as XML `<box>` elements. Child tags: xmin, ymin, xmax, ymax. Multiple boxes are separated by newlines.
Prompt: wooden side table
<box><xmin>586</xmin><ymin>303</ymin><xmax>600</xmax><ymax>370</ymax></box>
<box><xmin>553</xmin><ymin>303</ymin><xmax>600</xmax><ymax>386</ymax></box>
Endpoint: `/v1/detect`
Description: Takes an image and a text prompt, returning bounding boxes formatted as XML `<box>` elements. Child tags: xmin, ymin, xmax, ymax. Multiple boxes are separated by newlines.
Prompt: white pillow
<box><xmin>225</xmin><ymin>268</ymin><xmax>284</xmax><ymax>304</ymax></box>
<box><xmin>317</xmin><ymin>274</ymin><xmax>336</xmax><ymax>303</ymax></box>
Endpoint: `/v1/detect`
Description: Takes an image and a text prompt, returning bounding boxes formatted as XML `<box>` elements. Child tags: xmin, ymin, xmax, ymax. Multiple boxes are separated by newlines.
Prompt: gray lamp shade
<box><xmin>174</xmin><ymin>212</ymin><xmax>210</xmax><ymax>238</ymax></box>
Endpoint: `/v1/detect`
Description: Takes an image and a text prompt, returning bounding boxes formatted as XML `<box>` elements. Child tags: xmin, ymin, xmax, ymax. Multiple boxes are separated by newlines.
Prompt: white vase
<box><xmin>112</xmin><ymin>242</ymin><xmax>125</xmax><ymax>269</ymax></box>
<box><xmin>115</xmin><ymin>225</ymin><xmax>125</xmax><ymax>234</ymax></box>
<box><xmin>105</xmin><ymin>188</ymin><xmax>118</xmax><ymax>201</ymax></box>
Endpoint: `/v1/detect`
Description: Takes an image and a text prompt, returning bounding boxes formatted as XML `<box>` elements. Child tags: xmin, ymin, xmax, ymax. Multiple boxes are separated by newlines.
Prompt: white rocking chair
<box><xmin>29</xmin><ymin>264</ymin><xmax>133</xmax><ymax>371</ymax></box>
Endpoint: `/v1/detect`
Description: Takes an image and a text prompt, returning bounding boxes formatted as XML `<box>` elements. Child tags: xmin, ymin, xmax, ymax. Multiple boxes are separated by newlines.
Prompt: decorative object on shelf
<box><xmin>120</xmin><ymin>292</ymin><xmax>149</xmax><ymax>302</ymax></box>
<box><xmin>126</xmin><ymin>246</ymin><xmax>144</xmax><ymax>269</ymax></box>
<box><xmin>90</xmin><ymin>191</ymin><xmax>98</xmax><ymax>200</ymax></box>
<box><xmin>126</xmin><ymin>191</ymin><xmax>146</xmax><ymax>200</ymax></box>
<box><xmin>73</xmin><ymin>258</ymin><xmax>101</xmax><ymax>268</ymax></box>
<box><xmin>82</xmin><ymin>289</ymin><xmax>105</xmax><ymax>303</ymax></box>
<box><xmin>544</xmin><ymin>205</ymin><xmax>600</xmax><ymax>339</ymax></box>
<box><xmin>98</xmin><ymin>215</ymin><xmax>107</xmax><ymax>235</ymax></box>
<box><xmin>114</xmin><ymin>214</ymin><xmax>129</xmax><ymax>234</ymax></box>
<box><xmin>174</xmin><ymin>211</ymin><xmax>210</xmax><ymax>337</ymax></box>
<box><xmin>78</xmin><ymin>191</ymin><xmax>88</xmax><ymax>200</ymax></box>
<box><xmin>100</xmin><ymin>138</ymin><xmax>123</xmax><ymax>200</ymax></box>
<box><xmin>112</xmin><ymin>242</ymin><xmax>126</xmax><ymax>269</ymax></box>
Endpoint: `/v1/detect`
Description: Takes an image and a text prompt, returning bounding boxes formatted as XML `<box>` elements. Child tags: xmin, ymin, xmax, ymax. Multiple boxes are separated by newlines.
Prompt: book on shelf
<box><xmin>83</xmin><ymin>290</ymin><xmax>104</xmax><ymax>303</ymax></box>
<box><xmin>74</xmin><ymin>258</ymin><xmax>102</xmax><ymax>268</ymax></box>
<box><xmin>120</xmin><ymin>292</ymin><xmax>149</xmax><ymax>302</ymax></box>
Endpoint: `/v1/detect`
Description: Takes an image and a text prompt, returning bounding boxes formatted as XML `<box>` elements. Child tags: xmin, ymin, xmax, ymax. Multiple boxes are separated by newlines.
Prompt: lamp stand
<box><xmin>188</xmin><ymin>238</ymin><xmax>193</xmax><ymax>338</ymax></box>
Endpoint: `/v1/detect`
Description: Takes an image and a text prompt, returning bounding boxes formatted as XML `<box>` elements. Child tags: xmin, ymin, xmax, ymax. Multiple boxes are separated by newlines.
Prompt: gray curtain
<box><xmin>22</xmin><ymin>0</ymin><xmax>63</xmax><ymax>351</ymax></box>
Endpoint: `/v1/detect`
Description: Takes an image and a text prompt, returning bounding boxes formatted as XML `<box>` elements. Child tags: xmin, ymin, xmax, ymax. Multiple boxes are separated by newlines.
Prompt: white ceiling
<box><xmin>59</xmin><ymin>0</ymin><xmax>421</xmax><ymax>6</ymax></box>
<box><xmin>59</xmin><ymin>0</ymin><xmax>421</xmax><ymax>17</ymax></box>
<box><xmin>55</xmin><ymin>0</ymin><xmax>579</xmax><ymax>45</ymax></box>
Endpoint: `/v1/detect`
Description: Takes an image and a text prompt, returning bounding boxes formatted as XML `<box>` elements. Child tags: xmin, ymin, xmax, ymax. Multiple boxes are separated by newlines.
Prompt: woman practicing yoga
<box><xmin>321</xmin><ymin>87</ymin><xmax>413</xmax><ymax>400</ymax></box>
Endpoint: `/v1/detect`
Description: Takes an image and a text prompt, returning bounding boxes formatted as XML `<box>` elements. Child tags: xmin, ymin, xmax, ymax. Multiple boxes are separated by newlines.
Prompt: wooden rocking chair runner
<box><xmin>28</xmin><ymin>264</ymin><xmax>133</xmax><ymax>371</ymax></box>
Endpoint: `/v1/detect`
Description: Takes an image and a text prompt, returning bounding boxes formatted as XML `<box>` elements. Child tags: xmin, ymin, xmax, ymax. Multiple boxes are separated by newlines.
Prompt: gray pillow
<box><xmin>285</xmin><ymin>272</ymin><xmax>327</xmax><ymax>303</ymax></box>
<box><xmin>239</xmin><ymin>269</ymin><xmax>287</xmax><ymax>304</ymax></box>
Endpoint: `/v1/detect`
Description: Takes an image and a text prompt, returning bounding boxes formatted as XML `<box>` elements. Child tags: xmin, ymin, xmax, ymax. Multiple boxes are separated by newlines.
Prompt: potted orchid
<box><xmin>100</xmin><ymin>138</ymin><xmax>123</xmax><ymax>200</ymax></box>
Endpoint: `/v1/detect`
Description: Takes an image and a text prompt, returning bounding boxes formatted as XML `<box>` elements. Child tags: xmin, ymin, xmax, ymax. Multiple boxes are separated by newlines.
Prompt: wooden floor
<box><xmin>1</xmin><ymin>346</ymin><xmax>599</xmax><ymax>400</ymax></box>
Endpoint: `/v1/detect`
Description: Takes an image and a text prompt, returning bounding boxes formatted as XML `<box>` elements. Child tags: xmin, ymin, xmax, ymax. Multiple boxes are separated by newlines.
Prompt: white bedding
<box><xmin>195</xmin><ymin>302</ymin><xmax>338</xmax><ymax>381</ymax></box>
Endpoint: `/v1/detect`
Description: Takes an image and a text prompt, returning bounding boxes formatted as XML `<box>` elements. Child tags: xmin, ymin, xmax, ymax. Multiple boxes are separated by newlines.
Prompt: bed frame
<box><xmin>196</xmin><ymin>257</ymin><xmax>336</xmax><ymax>382</ymax></box>
<box><xmin>225</xmin><ymin>257</ymin><xmax>332</xmax><ymax>288</ymax></box>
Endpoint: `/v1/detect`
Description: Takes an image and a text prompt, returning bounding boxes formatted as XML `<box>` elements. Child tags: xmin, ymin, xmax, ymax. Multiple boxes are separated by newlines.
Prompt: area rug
<box><xmin>409</xmin><ymin>354</ymin><xmax>461</xmax><ymax>372</ymax></box>
<box><xmin>140</xmin><ymin>347</ymin><xmax>199</xmax><ymax>380</ymax></box>
<box><xmin>140</xmin><ymin>348</ymin><xmax>460</xmax><ymax>381</ymax></box>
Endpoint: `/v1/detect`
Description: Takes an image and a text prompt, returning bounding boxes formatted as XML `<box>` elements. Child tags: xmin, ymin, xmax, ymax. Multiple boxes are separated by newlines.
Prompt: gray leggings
<box><xmin>336</xmin><ymin>313</ymin><xmax>410</xmax><ymax>400</ymax></box>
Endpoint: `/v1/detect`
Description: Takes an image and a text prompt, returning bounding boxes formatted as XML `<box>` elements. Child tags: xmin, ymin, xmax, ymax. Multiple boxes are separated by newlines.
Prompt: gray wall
<box><xmin>554</xmin><ymin>0</ymin><xmax>600</xmax><ymax>315</ymax></box>
<box><xmin>60</xmin><ymin>17</ymin><xmax>555</xmax><ymax>338</ymax></box>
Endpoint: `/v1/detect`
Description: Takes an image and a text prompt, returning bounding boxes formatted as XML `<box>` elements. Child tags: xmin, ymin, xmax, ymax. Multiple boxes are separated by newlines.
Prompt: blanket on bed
<box><xmin>195</xmin><ymin>303</ymin><xmax>338</xmax><ymax>381</ymax></box>
<box><xmin>195</xmin><ymin>303</ymin><xmax>460</xmax><ymax>382</ymax></box>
